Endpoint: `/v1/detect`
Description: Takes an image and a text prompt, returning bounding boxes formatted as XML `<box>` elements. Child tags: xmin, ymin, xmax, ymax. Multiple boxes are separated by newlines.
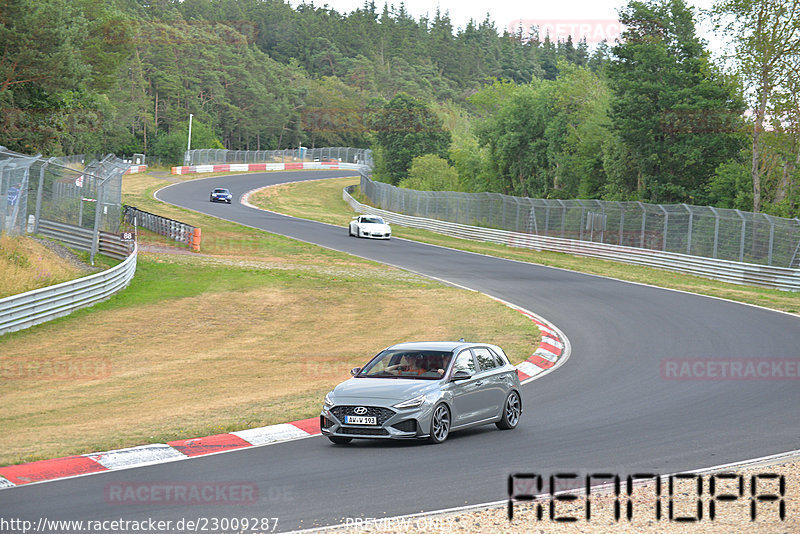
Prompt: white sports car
<box><xmin>349</xmin><ymin>215</ymin><xmax>391</xmax><ymax>240</ymax></box>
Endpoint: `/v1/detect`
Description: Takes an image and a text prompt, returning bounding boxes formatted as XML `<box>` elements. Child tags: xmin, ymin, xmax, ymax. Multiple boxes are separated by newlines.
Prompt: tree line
<box><xmin>1</xmin><ymin>0</ymin><xmax>798</xmax><ymax>217</ymax></box>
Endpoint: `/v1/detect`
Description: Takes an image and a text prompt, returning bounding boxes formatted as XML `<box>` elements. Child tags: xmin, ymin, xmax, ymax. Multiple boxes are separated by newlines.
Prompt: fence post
<box><xmin>578</xmin><ymin>200</ymin><xmax>587</xmax><ymax>241</ymax></box>
<box><xmin>557</xmin><ymin>199</ymin><xmax>566</xmax><ymax>238</ymax></box>
<box><xmin>765</xmin><ymin>213</ymin><xmax>774</xmax><ymax>266</ymax></box>
<box><xmin>634</xmin><ymin>202</ymin><xmax>645</xmax><ymax>248</ymax></box>
<box><xmin>34</xmin><ymin>159</ymin><xmax>53</xmax><ymax>235</ymax></box>
<box><xmin>709</xmin><ymin>206</ymin><xmax>720</xmax><ymax>259</ymax></box>
<box><xmin>90</xmin><ymin>179</ymin><xmax>103</xmax><ymax>265</ymax></box>
<box><xmin>659</xmin><ymin>205</ymin><xmax>668</xmax><ymax>251</ymax></box>
<box><xmin>683</xmin><ymin>204</ymin><xmax>693</xmax><ymax>255</ymax></box>
<box><xmin>735</xmin><ymin>209</ymin><xmax>746</xmax><ymax>262</ymax></box>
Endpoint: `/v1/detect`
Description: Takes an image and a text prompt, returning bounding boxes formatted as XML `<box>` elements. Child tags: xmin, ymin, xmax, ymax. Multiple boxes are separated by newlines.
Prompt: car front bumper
<box><xmin>320</xmin><ymin>403</ymin><xmax>432</xmax><ymax>440</ymax></box>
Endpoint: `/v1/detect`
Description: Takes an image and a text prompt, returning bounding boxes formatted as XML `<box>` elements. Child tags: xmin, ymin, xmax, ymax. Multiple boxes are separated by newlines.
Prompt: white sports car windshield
<box><xmin>362</xmin><ymin>217</ymin><xmax>385</xmax><ymax>224</ymax></box>
<box><xmin>359</xmin><ymin>350</ymin><xmax>452</xmax><ymax>380</ymax></box>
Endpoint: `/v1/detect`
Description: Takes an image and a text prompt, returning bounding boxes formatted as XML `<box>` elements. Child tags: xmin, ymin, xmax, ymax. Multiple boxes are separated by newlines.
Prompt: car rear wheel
<box><xmin>496</xmin><ymin>391</ymin><xmax>521</xmax><ymax>430</ymax></box>
<box><xmin>429</xmin><ymin>403</ymin><xmax>451</xmax><ymax>443</ymax></box>
<box><xmin>328</xmin><ymin>436</ymin><xmax>352</xmax><ymax>445</ymax></box>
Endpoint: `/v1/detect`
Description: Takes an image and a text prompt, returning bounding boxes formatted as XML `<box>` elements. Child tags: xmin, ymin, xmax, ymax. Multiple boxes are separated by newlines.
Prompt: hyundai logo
<box><xmin>354</xmin><ymin>407</ymin><xmax>368</xmax><ymax>415</ymax></box>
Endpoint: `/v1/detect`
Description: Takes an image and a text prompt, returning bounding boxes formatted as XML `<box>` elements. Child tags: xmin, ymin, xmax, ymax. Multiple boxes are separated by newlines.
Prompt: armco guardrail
<box><xmin>344</xmin><ymin>186</ymin><xmax>800</xmax><ymax>291</ymax></box>
<box><xmin>122</xmin><ymin>205</ymin><xmax>200</xmax><ymax>250</ymax></box>
<box><xmin>0</xmin><ymin>244</ymin><xmax>138</xmax><ymax>336</ymax></box>
<box><xmin>38</xmin><ymin>219</ymin><xmax>131</xmax><ymax>261</ymax></box>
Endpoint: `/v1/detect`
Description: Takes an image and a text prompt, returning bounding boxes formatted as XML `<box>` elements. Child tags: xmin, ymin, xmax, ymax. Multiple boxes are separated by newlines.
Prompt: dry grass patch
<box><xmin>0</xmin><ymin>235</ymin><xmax>86</xmax><ymax>298</ymax></box>
<box><xmin>0</xmin><ymin>262</ymin><xmax>539</xmax><ymax>466</ymax></box>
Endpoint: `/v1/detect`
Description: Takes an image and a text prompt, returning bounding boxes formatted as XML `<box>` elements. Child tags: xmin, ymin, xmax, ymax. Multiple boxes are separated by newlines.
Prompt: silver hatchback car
<box><xmin>320</xmin><ymin>341</ymin><xmax>522</xmax><ymax>444</ymax></box>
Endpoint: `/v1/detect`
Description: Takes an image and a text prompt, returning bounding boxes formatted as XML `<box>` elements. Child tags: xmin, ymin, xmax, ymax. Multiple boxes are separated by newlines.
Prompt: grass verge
<box><xmin>0</xmin><ymin>235</ymin><xmax>89</xmax><ymax>299</ymax></box>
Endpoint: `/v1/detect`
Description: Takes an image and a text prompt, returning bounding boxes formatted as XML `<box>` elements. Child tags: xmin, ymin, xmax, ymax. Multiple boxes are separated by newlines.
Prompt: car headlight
<box><xmin>324</xmin><ymin>392</ymin><xmax>335</xmax><ymax>407</ymax></box>
<box><xmin>393</xmin><ymin>395</ymin><xmax>426</xmax><ymax>409</ymax></box>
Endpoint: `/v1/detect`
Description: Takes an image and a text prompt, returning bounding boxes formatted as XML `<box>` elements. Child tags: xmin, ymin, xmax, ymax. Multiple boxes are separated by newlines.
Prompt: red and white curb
<box><xmin>0</xmin><ymin>304</ymin><xmax>566</xmax><ymax>490</ymax></box>
<box><xmin>0</xmin><ymin>418</ymin><xmax>321</xmax><ymax>489</ymax></box>
<box><xmin>491</xmin><ymin>297</ymin><xmax>569</xmax><ymax>384</ymax></box>
<box><xmin>124</xmin><ymin>165</ymin><xmax>148</xmax><ymax>174</ymax></box>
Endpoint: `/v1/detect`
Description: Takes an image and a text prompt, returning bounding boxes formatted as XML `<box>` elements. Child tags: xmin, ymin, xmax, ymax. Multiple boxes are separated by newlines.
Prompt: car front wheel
<box><xmin>328</xmin><ymin>436</ymin><xmax>352</xmax><ymax>445</ymax></box>
<box><xmin>429</xmin><ymin>403</ymin><xmax>451</xmax><ymax>443</ymax></box>
<box><xmin>496</xmin><ymin>391</ymin><xmax>521</xmax><ymax>430</ymax></box>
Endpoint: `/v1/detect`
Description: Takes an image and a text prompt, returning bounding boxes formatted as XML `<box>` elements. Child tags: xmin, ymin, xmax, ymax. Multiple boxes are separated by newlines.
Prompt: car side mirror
<box><xmin>451</xmin><ymin>370</ymin><xmax>472</xmax><ymax>381</ymax></box>
<box><xmin>350</xmin><ymin>367</ymin><xmax>361</xmax><ymax>376</ymax></box>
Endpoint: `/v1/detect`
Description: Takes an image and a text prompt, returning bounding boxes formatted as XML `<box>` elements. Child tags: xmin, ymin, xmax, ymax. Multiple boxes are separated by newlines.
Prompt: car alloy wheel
<box><xmin>429</xmin><ymin>403</ymin><xmax>451</xmax><ymax>443</ymax></box>
<box><xmin>496</xmin><ymin>391</ymin><xmax>521</xmax><ymax>430</ymax></box>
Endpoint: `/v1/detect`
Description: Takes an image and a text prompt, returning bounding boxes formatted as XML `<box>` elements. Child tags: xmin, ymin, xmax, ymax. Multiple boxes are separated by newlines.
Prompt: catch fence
<box><xmin>185</xmin><ymin>147</ymin><xmax>372</xmax><ymax>167</ymax></box>
<box><xmin>359</xmin><ymin>176</ymin><xmax>800</xmax><ymax>269</ymax></box>
<box><xmin>0</xmin><ymin>147</ymin><xmax>130</xmax><ymax>263</ymax></box>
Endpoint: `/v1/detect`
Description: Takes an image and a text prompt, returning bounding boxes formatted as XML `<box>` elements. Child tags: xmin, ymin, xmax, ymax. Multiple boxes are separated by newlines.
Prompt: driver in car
<box><xmin>388</xmin><ymin>354</ymin><xmax>427</xmax><ymax>375</ymax></box>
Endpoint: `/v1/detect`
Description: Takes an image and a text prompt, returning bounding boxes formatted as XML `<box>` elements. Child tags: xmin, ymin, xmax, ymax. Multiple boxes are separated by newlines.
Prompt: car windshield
<box><xmin>214</xmin><ymin>188</ymin><xmax>229</xmax><ymax>194</ymax></box>
<box><xmin>358</xmin><ymin>349</ymin><xmax>452</xmax><ymax>380</ymax></box>
<box><xmin>362</xmin><ymin>217</ymin><xmax>384</xmax><ymax>224</ymax></box>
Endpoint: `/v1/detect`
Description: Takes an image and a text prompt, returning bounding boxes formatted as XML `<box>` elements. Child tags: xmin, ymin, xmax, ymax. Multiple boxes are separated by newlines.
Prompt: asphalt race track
<box><xmin>2</xmin><ymin>170</ymin><xmax>799</xmax><ymax>532</ymax></box>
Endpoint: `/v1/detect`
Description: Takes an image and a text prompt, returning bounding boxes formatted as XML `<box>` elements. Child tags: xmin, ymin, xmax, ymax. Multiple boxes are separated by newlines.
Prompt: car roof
<box><xmin>386</xmin><ymin>341</ymin><xmax>483</xmax><ymax>352</ymax></box>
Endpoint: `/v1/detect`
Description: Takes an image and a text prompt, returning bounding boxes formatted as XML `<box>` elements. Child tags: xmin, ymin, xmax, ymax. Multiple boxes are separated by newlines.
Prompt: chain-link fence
<box><xmin>1</xmin><ymin>147</ymin><xmax>130</xmax><ymax>262</ymax></box>
<box><xmin>185</xmin><ymin>147</ymin><xmax>372</xmax><ymax>167</ymax></box>
<box><xmin>182</xmin><ymin>145</ymin><xmax>800</xmax><ymax>268</ymax></box>
<box><xmin>359</xmin><ymin>175</ymin><xmax>800</xmax><ymax>269</ymax></box>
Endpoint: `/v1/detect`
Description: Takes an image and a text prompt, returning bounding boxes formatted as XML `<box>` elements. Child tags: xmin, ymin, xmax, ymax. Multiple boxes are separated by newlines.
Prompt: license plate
<box><xmin>345</xmin><ymin>415</ymin><xmax>377</xmax><ymax>425</ymax></box>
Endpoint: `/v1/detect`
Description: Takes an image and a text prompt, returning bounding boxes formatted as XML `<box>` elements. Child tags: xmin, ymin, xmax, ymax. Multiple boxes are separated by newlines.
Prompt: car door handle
<box><xmin>474</xmin><ymin>381</ymin><xmax>484</xmax><ymax>386</ymax></box>
<box><xmin>498</xmin><ymin>375</ymin><xmax>507</xmax><ymax>380</ymax></box>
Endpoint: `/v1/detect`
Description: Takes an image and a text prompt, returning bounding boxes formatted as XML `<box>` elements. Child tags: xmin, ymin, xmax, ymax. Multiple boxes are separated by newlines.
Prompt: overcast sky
<box><xmin>290</xmin><ymin>0</ymin><xmax>727</xmax><ymax>56</ymax></box>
